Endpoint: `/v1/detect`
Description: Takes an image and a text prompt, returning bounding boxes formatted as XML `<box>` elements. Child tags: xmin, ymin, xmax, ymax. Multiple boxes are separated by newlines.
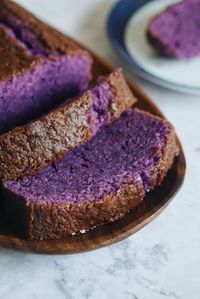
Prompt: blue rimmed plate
<box><xmin>107</xmin><ymin>0</ymin><xmax>200</xmax><ymax>94</ymax></box>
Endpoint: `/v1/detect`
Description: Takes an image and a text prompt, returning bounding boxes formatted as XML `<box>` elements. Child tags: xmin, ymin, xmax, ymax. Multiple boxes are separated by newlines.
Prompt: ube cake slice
<box><xmin>3</xmin><ymin>109</ymin><xmax>179</xmax><ymax>240</ymax></box>
<box><xmin>0</xmin><ymin>0</ymin><xmax>92</xmax><ymax>136</ymax></box>
<box><xmin>0</xmin><ymin>70</ymin><xmax>136</xmax><ymax>180</ymax></box>
<box><xmin>147</xmin><ymin>0</ymin><xmax>200</xmax><ymax>59</ymax></box>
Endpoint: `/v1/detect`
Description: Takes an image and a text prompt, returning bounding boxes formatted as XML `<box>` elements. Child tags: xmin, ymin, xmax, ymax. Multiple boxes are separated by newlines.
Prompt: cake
<box><xmin>0</xmin><ymin>1</ymin><xmax>179</xmax><ymax>241</ymax></box>
<box><xmin>0</xmin><ymin>0</ymin><xmax>92</xmax><ymax>135</ymax></box>
<box><xmin>3</xmin><ymin>109</ymin><xmax>179</xmax><ymax>240</ymax></box>
<box><xmin>147</xmin><ymin>0</ymin><xmax>200</xmax><ymax>59</ymax></box>
<box><xmin>0</xmin><ymin>70</ymin><xmax>136</xmax><ymax>180</ymax></box>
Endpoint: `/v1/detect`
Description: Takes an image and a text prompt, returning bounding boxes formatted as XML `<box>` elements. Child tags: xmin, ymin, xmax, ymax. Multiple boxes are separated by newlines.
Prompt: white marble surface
<box><xmin>0</xmin><ymin>1</ymin><xmax>200</xmax><ymax>298</ymax></box>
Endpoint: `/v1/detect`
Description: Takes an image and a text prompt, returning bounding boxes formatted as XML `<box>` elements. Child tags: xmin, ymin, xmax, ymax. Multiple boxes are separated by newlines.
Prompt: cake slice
<box><xmin>0</xmin><ymin>70</ymin><xmax>136</xmax><ymax>180</ymax></box>
<box><xmin>3</xmin><ymin>109</ymin><xmax>179</xmax><ymax>240</ymax></box>
<box><xmin>0</xmin><ymin>0</ymin><xmax>92</xmax><ymax>135</ymax></box>
<box><xmin>147</xmin><ymin>0</ymin><xmax>200</xmax><ymax>59</ymax></box>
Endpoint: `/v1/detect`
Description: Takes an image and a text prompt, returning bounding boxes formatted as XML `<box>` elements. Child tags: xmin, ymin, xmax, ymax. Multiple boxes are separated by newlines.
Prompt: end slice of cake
<box><xmin>0</xmin><ymin>0</ymin><xmax>92</xmax><ymax>135</ymax></box>
<box><xmin>147</xmin><ymin>0</ymin><xmax>200</xmax><ymax>59</ymax></box>
<box><xmin>3</xmin><ymin>109</ymin><xmax>179</xmax><ymax>240</ymax></box>
<box><xmin>0</xmin><ymin>70</ymin><xmax>136</xmax><ymax>180</ymax></box>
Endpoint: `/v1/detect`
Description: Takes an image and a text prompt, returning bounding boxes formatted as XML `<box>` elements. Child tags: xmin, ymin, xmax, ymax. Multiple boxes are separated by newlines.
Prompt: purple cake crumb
<box><xmin>147</xmin><ymin>0</ymin><xmax>200</xmax><ymax>59</ymax></box>
<box><xmin>3</xmin><ymin>109</ymin><xmax>172</xmax><ymax>204</ymax></box>
<box><xmin>90</xmin><ymin>80</ymin><xmax>112</xmax><ymax>133</ymax></box>
<box><xmin>0</xmin><ymin>54</ymin><xmax>91</xmax><ymax>134</ymax></box>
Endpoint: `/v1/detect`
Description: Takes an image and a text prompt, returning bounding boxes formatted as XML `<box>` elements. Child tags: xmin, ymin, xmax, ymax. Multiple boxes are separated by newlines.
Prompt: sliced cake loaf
<box><xmin>147</xmin><ymin>0</ymin><xmax>200</xmax><ymax>59</ymax></box>
<box><xmin>0</xmin><ymin>70</ymin><xmax>136</xmax><ymax>180</ymax></box>
<box><xmin>0</xmin><ymin>0</ymin><xmax>92</xmax><ymax>135</ymax></box>
<box><xmin>3</xmin><ymin>109</ymin><xmax>179</xmax><ymax>240</ymax></box>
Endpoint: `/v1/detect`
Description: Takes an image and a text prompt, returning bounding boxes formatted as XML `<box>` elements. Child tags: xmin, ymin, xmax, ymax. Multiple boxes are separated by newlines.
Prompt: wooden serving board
<box><xmin>0</xmin><ymin>44</ymin><xmax>186</xmax><ymax>254</ymax></box>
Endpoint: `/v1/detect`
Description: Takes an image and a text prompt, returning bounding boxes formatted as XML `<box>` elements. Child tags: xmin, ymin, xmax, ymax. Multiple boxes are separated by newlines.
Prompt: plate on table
<box><xmin>0</xmin><ymin>41</ymin><xmax>186</xmax><ymax>254</ymax></box>
<box><xmin>107</xmin><ymin>0</ymin><xmax>200</xmax><ymax>94</ymax></box>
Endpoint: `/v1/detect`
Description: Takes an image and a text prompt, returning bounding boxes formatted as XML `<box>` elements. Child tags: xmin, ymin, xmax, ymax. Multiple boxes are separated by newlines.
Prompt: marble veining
<box><xmin>0</xmin><ymin>0</ymin><xmax>200</xmax><ymax>298</ymax></box>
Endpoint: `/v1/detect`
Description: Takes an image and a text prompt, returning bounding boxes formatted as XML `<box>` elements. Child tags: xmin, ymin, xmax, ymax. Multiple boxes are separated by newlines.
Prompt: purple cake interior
<box><xmin>148</xmin><ymin>0</ymin><xmax>200</xmax><ymax>59</ymax></box>
<box><xmin>3</xmin><ymin>109</ymin><xmax>171</xmax><ymax>204</ymax></box>
<box><xmin>0</xmin><ymin>11</ymin><xmax>91</xmax><ymax>134</ymax></box>
<box><xmin>89</xmin><ymin>80</ymin><xmax>112</xmax><ymax>133</ymax></box>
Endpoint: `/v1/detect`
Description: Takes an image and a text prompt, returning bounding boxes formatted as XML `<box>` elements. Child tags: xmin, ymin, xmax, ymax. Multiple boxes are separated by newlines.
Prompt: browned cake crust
<box><xmin>0</xmin><ymin>70</ymin><xmax>136</xmax><ymax>180</ymax></box>
<box><xmin>0</xmin><ymin>0</ymin><xmax>88</xmax><ymax>55</ymax></box>
<box><xmin>3</xmin><ymin>118</ymin><xmax>179</xmax><ymax>240</ymax></box>
<box><xmin>0</xmin><ymin>26</ymin><xmax>38</xmax><ymax>81</ymax></box>
<box><xmin>4</xmin><ymin>182</ymin><xmax>144</xmax><ymax>240</ymax></box>
<box><xmin>137</xmin><ymin>111</ymin><xmax>180</xmax><ymax>190</ymax></box>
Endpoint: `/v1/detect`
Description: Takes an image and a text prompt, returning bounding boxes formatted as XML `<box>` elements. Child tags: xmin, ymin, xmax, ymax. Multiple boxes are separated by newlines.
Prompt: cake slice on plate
<box><xmin>147</xmin><ymin>0</ymin><xmax>200</xmax><ymax>59</ymax></box>
<box><xmin>3</xmin><ymin>109</ymin><xmax>179</xmax><ymax>240</ymax></box>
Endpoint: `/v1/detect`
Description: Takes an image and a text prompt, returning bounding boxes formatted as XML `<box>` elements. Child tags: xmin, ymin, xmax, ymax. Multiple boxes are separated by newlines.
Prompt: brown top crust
<box><xmin>0</xmin><ymin>0</ymin><xmax>88</xmax><ymax>55</ymax></box>
<box><xmin>0</xmin><ymin>94</ymin><xmax>93</xmax><ymax>180</ymax></box>
<box><xmin>107</xmin><ymin>69</ymin><xmax>137</xmax><ymax>120</ymax></box>
<box><xmin>29</xmin><ymin>182</ymin><xmax>144</xmax><ymax>239</ymax></box>
<box><xmin>0</xmin><ymin>70</ymin><xmax>136</xmax><ymax>180</ymax></box>
<box><xmin>4</xmin><ymin>175</ymin><xmax>144</xmax><ymax>240</ymax></box>
<box><xmin>0</xmin><ymin>26</ymin><xmax>38</xmax><ymax>81</ymax></box>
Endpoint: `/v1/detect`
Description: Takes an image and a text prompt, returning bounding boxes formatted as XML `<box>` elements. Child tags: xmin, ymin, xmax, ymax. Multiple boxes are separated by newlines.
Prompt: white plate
<box><xmin>125</xmin><ymin>0</ymin><xmax>200</xmax><ymax>93</ymax></box>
